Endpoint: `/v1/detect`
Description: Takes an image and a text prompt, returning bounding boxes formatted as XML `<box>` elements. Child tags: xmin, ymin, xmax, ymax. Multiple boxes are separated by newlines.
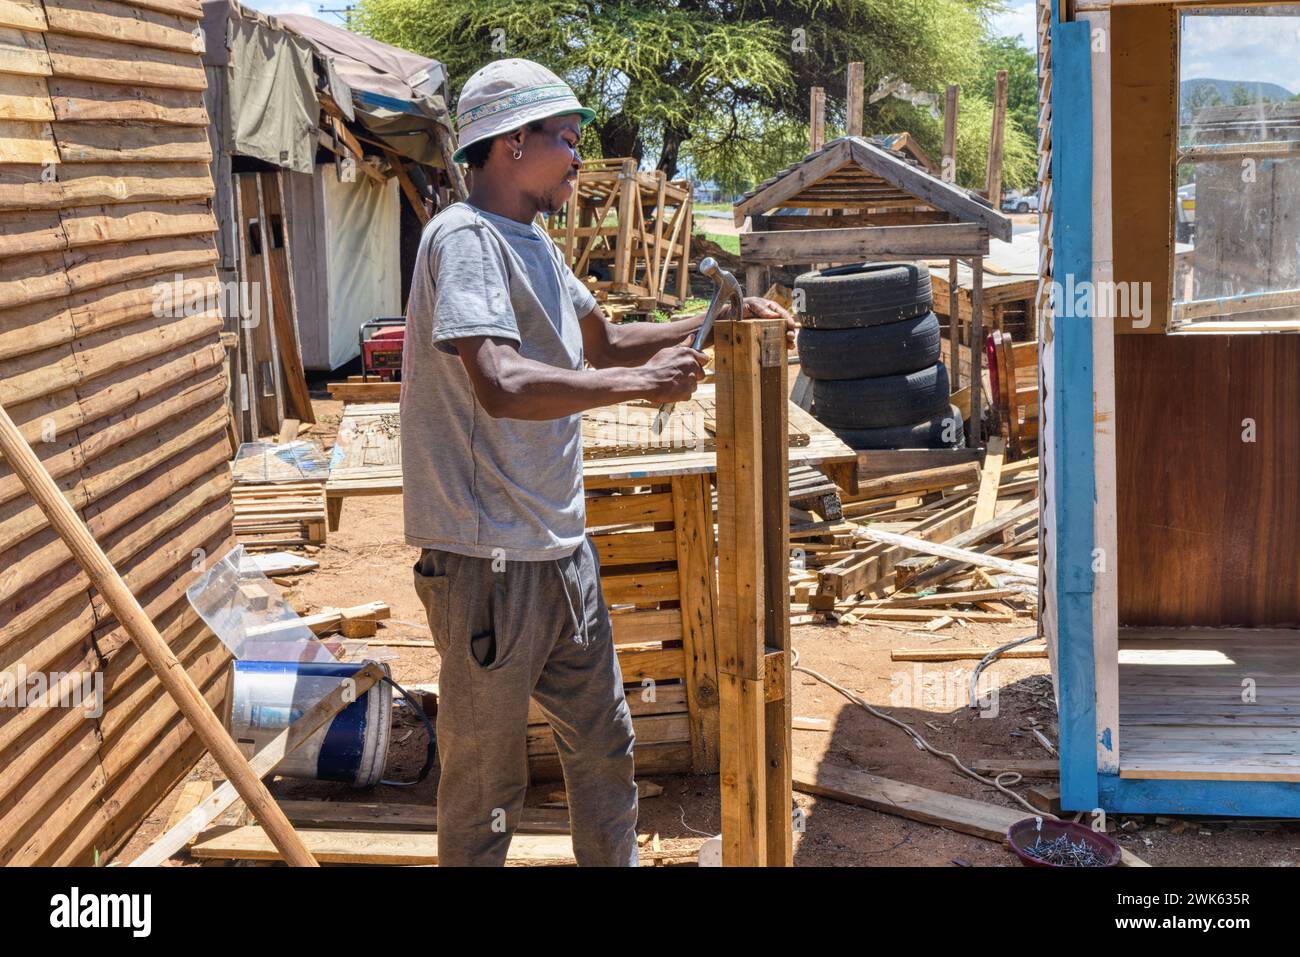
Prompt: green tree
<box><xmin>356</xmin><ymin>0</ymin><xmax>1009</xmax><ymax>187</ymax></box>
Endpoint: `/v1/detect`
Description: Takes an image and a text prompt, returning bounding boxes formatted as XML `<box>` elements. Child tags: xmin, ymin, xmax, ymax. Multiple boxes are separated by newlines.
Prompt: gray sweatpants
<box><xmin>412</xmin><ymin>536</ymin><xmax>638</xmax><ymax>866</ymax></box>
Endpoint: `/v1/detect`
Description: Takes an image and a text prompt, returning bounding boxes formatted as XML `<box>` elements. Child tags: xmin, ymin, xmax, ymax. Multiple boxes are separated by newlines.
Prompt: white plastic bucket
<box><xmin>226</xmin><ymin>660</ymin><xmax>392</xmax><ymax>787</ymax></box>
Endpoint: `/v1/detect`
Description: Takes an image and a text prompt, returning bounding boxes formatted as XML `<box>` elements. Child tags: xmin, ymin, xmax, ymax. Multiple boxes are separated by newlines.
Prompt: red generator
<box><xmin>359</xmin><ymin>317</ymin><xmax>406</xmax><ymax>381</ymax></box>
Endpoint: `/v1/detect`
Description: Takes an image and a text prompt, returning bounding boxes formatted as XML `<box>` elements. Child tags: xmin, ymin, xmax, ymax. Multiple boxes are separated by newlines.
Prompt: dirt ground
<box><xmin>115</xmin><ymin>394</ymin><xmax>1300</xmax><ymax>867</ymax></box>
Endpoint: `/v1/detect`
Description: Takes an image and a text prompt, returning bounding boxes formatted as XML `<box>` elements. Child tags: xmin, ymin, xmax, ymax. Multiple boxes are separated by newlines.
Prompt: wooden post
<box><xmin>810</xmin><ymin>87</ymin><xmax>825</xmax><ymax>153</ymax></box>
<box><xmin>715</xmin><ymin>318</ymin><xmax>792</xmax><ymax>867</ymax></box>
<box><xmin>846</xmin><ymin>62</ymin><xmax>864</xmax><ymax>137</ymax></box>
<box><xmin>613</xmin><ymin>158</ymin><xmax>638</xmax><ymax>292</ymax></box>
<box><xmin>948</xmin><ymin>257</ymin><xmax>961</xmax><ymax>390</ymax></box>
<box><xmin>943</xmin><ymin>84</ymin><xmax>959</xmax><ymax>184</ymax></box>
<box><xmin>0</xmin><ymin>402</ymin><xmax>319</xmax><ymax>867</ymax></box>
<box><xmin>986</xmin><ymin>70</ymin><xmax>1008</xmax><ymax>206</ymax></box>
<box><xmin>435</xmin><ymin>125</ymin><xmax>469</xmax><ymax>200</ymax></box>
<box><xmin>969</xmin><ymin>255</ymin><xmax>985</xmax><ymax>447</ymax></box>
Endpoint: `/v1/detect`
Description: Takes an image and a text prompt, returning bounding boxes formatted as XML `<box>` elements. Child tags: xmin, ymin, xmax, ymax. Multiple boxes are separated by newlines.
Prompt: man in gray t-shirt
<box><xmin>403</xmin><ymin>59</ymin><xmax>791</xmax><ymax>867</ymax></box>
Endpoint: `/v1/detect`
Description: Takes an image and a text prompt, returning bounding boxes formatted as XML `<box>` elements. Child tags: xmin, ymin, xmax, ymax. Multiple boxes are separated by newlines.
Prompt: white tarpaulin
<box><xmin>322</xmin><ymin>164</ymin><xmax>401</xmax><ymax>370</ymax></box>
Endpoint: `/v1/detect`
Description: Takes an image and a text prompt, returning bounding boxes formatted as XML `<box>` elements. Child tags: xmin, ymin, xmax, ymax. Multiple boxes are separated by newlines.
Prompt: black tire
<box><xmin>797</xmin><ymin>312</ymin><xmax>941</xmax><ymax>380</ymax></box>
<box><xmin>811</xmin><ymin>363</ymin><xmax>950</xmax><ymax>430</ymax></box>
<box><xmin>795</xmin><ymin>262</ymin><xmax>932</xmax><ymax>329</ymax></box>
<box><xmin>1016</xmin><ymin>201</ymin><xmax>1029</xmax><ymax>214</ymax></box>
<box><xmin>831</xmin><ymin>405</ymin><xmax>966</xmax><ymax>450</ymax></box>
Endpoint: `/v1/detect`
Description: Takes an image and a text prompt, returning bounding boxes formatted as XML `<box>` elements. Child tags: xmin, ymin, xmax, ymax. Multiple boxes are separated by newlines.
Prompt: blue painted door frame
<box><xmin>1049</xmin><ymin>0</ymin><xmax>1099</xmax><ymax>812</ymax></box>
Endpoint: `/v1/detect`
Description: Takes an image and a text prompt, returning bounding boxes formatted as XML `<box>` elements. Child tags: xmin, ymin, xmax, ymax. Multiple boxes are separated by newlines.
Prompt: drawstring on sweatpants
<box><xmin>557</xmin><ymin>549</ymin><xmax>590</xmax><ymax>648</ymax></box>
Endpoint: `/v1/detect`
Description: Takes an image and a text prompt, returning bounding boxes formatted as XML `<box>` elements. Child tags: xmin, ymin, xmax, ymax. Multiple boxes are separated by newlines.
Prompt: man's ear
<box><xmin>502</xmin><ymin>127</ymin><xmax>527</xmax><ymax>156</ymax></box>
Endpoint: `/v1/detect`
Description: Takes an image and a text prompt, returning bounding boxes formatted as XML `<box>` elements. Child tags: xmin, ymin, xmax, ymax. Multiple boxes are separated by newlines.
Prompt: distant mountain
<box><xmin>1181</xmin><ymin>78</ymin><xmax>1295</xmax><ymax>118</ymax></box>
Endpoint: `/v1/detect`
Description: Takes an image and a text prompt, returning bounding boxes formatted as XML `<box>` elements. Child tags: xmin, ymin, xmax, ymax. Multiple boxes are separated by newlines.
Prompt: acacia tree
<box><xmin>355</xmin><ymin>0</ymin><xmax>1029</xmax><ymax>189</ymax></box>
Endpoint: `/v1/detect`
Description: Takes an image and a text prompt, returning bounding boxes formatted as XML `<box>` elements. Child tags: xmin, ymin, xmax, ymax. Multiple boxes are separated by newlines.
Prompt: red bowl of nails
<box><xmin>1007</xmin><ymin>816</ymin><xmax>1122</xmax><ymax>868</ymax></box>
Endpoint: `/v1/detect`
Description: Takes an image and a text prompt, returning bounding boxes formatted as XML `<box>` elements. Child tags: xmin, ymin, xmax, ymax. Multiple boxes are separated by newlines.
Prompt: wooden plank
<box><xmin>0</xmin><ymin>26</ymin><xmax>52</xmax><ymax>77</ymax></box>
<box><xmin>191</xmin><ymin>826</ymin><xmax>577</xmax><ymax>865</ymax></box>
<box><xmin>47</xmin><ymin>77</ymin><xmax>206</xmax><ymax>125</ymax></box>
<box><xmin>261</xmin><ymin>171</ymin><xmax>313</xmax><ymax>424</ymax></box>
<box><xmin>42</xmin><ymin>0</ymin><xmax>203</xmax><ymax>55</ymax></box>
<box><xmin>585</xmin><ymin>490</ymin><xmax>674</xmax><ymax>527</ymax></box>
<box><xmin>0</xmin><ymin>118</ymin><xmax>57</xmax><ymax>164</ymax></box>
<box><xmin>55</xmin><ymin>119</ymin><xmax>210</xmax><ymax>163</ymax></box>
<box><xmin>608</xmin><ymin>608</ymin><xmax>681</xmax><ymax>645</ymax></box>
<box><xmin>859</xmin><ymin>524</ymin><xmax>1036</xmax><ymax>578</ymax></box>
<box><xmin>0</xmin><ymin>0</ymin><xmax>47</xmax><ymax>31</ymax></box>
<box><xmin>274</xmin><ymin>800</ymin><xmax>571</xmax><ymax>834</ymax></box>
<box><xmin>890</xmin><ymin>646</ymin><xmax>1046</xmax><ymax>662</ymax></box>
<box><xmin>59</xmin><ymin>199</ymin><xmax>214</xmax><ymax>246</ymax></box>
<box><xmin>326</xmin><ymin>380</ymin><xmax>400</xmax><ymax>402</ymax></box>
<box><xmin>972</xmin><ymin>435</ymin><xmax>1005</xmax><ymax>525</ymax></box>
<box><xmin>590</xmin><ymin>528</ymin><xmax>676</xmax><ymax>565</ymax></box>
<box><xmin>43</xmin><ymin>32</ymin><xmax>207</xmax><ymax>90</ymax></box>
<box><xmin>671</xmin><ymin>473</ymin><xmax>719</xmax><ymax>772</ymax></box>
<box><xmin>848</xmin><ymin>461</ymin><xmax>980</xmax><ymax>502</ymax></box>
<box><xmin>0</xmin><ymin>72</ymin><xmax>52</xmax><ymax>122</ymax></box>
<box><xmin>741</xmin><ymin>222</ymin><xmax>989</xmax><ymax>264</ymax></box>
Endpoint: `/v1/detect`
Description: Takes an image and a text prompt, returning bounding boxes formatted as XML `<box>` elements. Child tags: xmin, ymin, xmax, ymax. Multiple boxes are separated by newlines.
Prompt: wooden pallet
<box><xmin>547</xmin><ymin>158</ymin><xmax>693</xmax><ymax>311</ymax></box>
<box><xmin>232</xmin><ymin>482</ymin><xmax>327</xmax><ymax>548</ymax></box>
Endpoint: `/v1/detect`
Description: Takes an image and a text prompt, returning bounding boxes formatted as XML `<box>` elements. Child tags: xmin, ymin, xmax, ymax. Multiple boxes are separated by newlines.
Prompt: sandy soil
<box><xmin>114</xmin><ymin>394</ymin><xmax>1300</xmax><ymax>867</ymax></box>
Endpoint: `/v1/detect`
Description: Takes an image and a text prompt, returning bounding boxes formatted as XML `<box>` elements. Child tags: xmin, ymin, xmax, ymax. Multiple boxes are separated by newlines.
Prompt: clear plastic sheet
<box><xmin>188</xmin><ymin>544</ymin><xmax>334</xmax><ymax>663</ymax></box>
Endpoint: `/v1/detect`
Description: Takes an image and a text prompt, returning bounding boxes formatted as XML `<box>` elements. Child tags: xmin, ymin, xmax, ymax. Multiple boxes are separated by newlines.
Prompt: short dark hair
<box><xmin>461</xmin><ymin>119</ymin><xmax>548</xmax><ymax>169</ymax></box>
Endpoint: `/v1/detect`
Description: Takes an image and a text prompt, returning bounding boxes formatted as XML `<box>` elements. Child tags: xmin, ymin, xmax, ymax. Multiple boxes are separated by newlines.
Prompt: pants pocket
<box><xmin>412</xmin><ymin>553</ymin><xmax>451</xmax><ymax>654</ymax></box>
<box><xmin>472</xmin><ymin>571</ymin><xmax>514</xmax><ymax>670</ymax></box>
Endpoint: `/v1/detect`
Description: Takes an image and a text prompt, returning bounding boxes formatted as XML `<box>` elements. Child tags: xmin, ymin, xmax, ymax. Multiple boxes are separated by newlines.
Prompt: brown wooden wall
<box><xmin>1115</xmin><ymin>333</ymin><xmax>1300</xmax><ymax>626</ymax></box>
<box><xmin>0</xmin><ymin>0</ymin><xmax>234</xmax><ymax>864</ymax></box>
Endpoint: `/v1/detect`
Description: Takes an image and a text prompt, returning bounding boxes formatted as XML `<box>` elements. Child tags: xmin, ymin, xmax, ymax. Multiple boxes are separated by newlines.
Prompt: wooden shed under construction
<box><xmin>0</xmin><ymin>0</ymin><xmax>235</xmax><ymax>863</ymax></box>
<box><xmin>1040</xmin><ymin>0</ymin><xmax>1300</xmax><ymax>817</ymax></box>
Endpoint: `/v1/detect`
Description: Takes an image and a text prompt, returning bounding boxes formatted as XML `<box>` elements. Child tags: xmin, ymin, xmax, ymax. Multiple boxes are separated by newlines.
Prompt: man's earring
<box><xmin>512</xmin><ymin>148</ymin><xmax>523</xmax><ymax>160</ymax></box>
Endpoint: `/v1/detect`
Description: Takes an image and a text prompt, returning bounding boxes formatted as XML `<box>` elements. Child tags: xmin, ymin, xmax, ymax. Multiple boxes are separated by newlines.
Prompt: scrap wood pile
<box><xmin>786</xmin><ymin>438</ymin><xmax>1038</xmax><ymax>629</ymax></box>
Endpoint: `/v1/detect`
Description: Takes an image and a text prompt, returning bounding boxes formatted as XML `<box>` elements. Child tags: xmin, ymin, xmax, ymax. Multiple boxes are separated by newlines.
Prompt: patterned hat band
<box><xmin>458</xmin><ymin>84</ymin><xmax>578</xmax><ymax>125</ymax></box>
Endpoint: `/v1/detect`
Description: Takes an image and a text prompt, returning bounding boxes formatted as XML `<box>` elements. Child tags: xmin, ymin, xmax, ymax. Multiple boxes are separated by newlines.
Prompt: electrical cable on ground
<box><xmin>790</xmin><ymin>645</ymin><xmax>1048</xmax><ymax>817</ymax></box>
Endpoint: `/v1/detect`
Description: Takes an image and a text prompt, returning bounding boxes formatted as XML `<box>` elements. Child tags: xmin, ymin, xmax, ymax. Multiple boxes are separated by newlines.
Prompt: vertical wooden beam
<box><xmin>435</xmin><ymin>125</ymin><xmax>469</xmax><ymax>200</ymax></box>
<box><xmin>252</xmin><ymin>174</ymin><xmax>286</xmax><ymax>430</ymax></box>
<box><xmin>715</xmin><ymin>319</ymin><xmax>767</xmax><ymax>867</ymax></box>
<box><xmin>1081</xmin><ymin>6</ymin><xmax>1119</xmax><ymax>775</ymax></box>
<box><xmin>261</xmin><ymin>171</ymin><xmax>315</xmax><ymax>424</ymax></box>
<box><xmin>810</xmin><ymin>87</ymin><xmax>825</xmax><ymax>153</ymax></box>
<box><xmin>986</xmin><ymin>70</ymin><xmax>1008</xmax><ymax>205</ymax></box>
<box><xmin>716</xmin><ymin>318</ymin><xmax>791</xmax><ymax>867</ymax></box>
<box><xmin>948</xmin><ymin>257</ymin><xmax>961</xmax><ymax>390</ymax></box>
<box><xmin>613</xmin><ymin>158</ymin><xmax>637</xmax><ymax>291</ymax></box>
<box><xmin>757</xmin><ymin>321</ymin><xmax>792</xmax><ymax>867</ymax></box>
<box><xmin>677</xmin><ymin>191</ymin><xmax>693</xmax><ymax>304</ymax></box>
<box><xmin>672</xmin><ymin>473</ymin><xmax>720</xmax><ymax>772</ymax></box>
<box><xmin>969</xmin><ymin>256</ymin><xmax>985</xmax><ymax>447</ymax></box>
<box><xmin>942</xmin><ymin>84</ymin><xmax>960</xmax><ymax>184</ymax></box>
<box><xmin>846</xmin><ymin>62</ymin><xmax>864</xmax><ymax>138</ymax></box>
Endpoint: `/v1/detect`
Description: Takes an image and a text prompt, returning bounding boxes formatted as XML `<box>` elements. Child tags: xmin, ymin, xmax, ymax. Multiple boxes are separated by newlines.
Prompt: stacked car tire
<box><xmin>796</xmin><ymin>262</ymin><xmax>964</xmax><ymax>450</ymax></box>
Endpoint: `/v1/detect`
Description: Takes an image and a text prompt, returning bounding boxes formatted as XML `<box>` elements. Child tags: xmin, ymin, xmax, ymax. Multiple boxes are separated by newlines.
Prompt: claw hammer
<box><xmin>652</xmin><ymin>256</ymin><xmax>744</xmax><ymax>434</ymax></box>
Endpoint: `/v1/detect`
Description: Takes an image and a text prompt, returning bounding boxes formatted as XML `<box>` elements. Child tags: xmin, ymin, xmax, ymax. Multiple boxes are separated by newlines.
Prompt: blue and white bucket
<box><xmin>225</xmin><ymin>660</ymin><xmax>393</xmax><ymax>787</ymax></box>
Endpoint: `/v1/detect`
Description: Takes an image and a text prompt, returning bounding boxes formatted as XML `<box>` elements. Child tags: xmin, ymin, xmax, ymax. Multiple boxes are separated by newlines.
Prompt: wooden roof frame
<box><xmin>733</xmin><ymin>137</ymin><xmax>1012</xmax><ymax>242</ymax></box>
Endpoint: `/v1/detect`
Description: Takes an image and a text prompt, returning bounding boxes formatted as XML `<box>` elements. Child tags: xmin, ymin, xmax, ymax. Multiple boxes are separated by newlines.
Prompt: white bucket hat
<box><xmin>452</xmin><ymin>58</ymin><xmax>595</xmax><ymax>163</ymax></box>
